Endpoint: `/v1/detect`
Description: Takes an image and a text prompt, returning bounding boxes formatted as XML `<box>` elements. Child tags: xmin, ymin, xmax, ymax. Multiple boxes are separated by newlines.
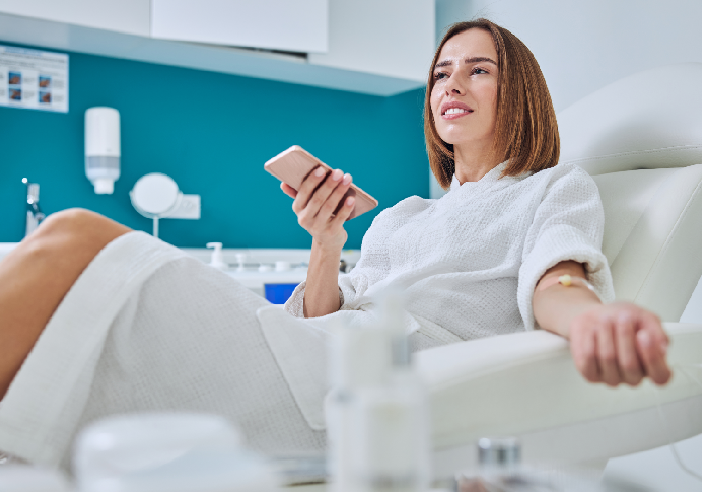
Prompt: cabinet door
<box><xmin>0</xmin><ymin>0</ymin><xmax>150</xmax><ymax>36</ymax></box>
<box><xmin>308</xmin><ymin>0</ymin><xmax>435</xmax><ymax>82</ymax></box>
<box><xmin>151</xmin><ymin>0</ymin><xmax>328</xmax><ymax>54</ymax></box>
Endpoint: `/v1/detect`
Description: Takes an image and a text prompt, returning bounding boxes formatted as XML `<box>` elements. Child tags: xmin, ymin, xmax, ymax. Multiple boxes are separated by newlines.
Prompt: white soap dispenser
<box><xmin>206</xmin><ymin>242</ymin><xmax>227</xmax><ymax>270</ymax></box>
<box><xmin>85</xmin><ymin>107</ymin><xmax>120</xmax><ymax>194</ymax></box>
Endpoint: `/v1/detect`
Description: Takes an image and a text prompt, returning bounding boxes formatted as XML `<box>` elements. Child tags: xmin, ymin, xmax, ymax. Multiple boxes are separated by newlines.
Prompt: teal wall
<box><xmin>0</xmin><ymin>44</ymin><xmax>429</xmax><ymax>248</ymax></box>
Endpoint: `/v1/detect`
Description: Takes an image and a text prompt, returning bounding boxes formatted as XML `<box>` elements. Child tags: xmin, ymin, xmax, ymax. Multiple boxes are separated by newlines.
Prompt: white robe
<box><xmin>285</xmin><ymin>160</ymin><xmax>614</xmax><ymax>339</ymax></box>
<box><xmin>0</xmin><ymin>161</ymin><xmax>613</xmax><ymax>470</ymax></box>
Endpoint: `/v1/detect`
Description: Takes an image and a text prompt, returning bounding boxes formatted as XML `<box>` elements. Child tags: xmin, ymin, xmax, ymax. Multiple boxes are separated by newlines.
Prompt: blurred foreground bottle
<box><xmin>456</xmin><ymin>438</ymin><xmax>603</xmax><ymax>492</ymax></box>
<box><xmin>327</xmin><ymin>290</ymin><xmax>431</xmax><ymax>492</ymax></box>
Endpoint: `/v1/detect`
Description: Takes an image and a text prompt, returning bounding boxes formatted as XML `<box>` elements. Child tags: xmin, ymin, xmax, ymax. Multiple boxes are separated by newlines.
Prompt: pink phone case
<box><xmin>264</xmin><ymin>145</ymin><xmax>378</xmax><ymax>220</ymax></box>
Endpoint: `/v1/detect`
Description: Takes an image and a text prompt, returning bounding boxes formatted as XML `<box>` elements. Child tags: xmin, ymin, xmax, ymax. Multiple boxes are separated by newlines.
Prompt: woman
<box><xmin>0</xmin><ymin>19</ymin><xmax>670</xmax><ymax>468</ymax></box>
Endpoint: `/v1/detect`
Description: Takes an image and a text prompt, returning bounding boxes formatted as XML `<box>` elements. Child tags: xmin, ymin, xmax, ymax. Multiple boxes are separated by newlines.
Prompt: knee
<box><xmin>28</xmin><ymin>208</ymin><xmax>130</xmax><ymax>256</ymax></box>
<box><xmin>38</xmin><ymin>208</ymin><xmax>101</xmax><ymax>234</ymax></box>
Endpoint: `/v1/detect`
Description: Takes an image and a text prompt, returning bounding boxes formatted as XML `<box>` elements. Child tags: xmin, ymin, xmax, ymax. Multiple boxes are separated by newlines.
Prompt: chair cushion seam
<box><xmin>564</xmin><ymin>144</ymin><xmax>702</xmax><ymax>164</ymax></box>
<box><xmin>633</xmin><ymin>174</ymin><xmax>702</xmax><ymax>310</ymax></box>
<box><xmin>608</xmin><ymin>169</ymin><xmax>679</xmax><ymax>268</ymax></box>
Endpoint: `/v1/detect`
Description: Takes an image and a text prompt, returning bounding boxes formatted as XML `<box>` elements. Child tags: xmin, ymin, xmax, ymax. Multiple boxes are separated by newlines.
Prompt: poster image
<box><xmin>0</xmin><ymin>46</ymin><xmax>68</xmax><ymax>113</ymax></box>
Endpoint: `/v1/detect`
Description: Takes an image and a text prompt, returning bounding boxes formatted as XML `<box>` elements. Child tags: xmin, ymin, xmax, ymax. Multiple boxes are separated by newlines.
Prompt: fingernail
<box><xmin>332</xmin><ymin>169</ymin><xmax>343</xmax><ymax>181</ymax></box>
<box><xmin>342</xmin><ymin>173</ymin><xmax>352</xmax><ymax>185</ymax></box>
<box><xmin>638</xmin><ymin>330</ymin><xmax>650</xmax><ymax>346</ymax></box>
<box><xmin>314</xmin><ymin>167</ymin><xmax>325</xmax><ymax>178</ymax></box>
<box><xmin>346</xmin><ymin>196</ymin><xmax>355</xmax><ymax>206</ymax></box>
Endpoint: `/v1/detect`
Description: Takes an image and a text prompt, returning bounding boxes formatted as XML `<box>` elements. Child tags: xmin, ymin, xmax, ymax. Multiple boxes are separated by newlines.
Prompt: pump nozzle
<box><xmin>206</xmin><ymin>242</ymin><xmax>227</xmax><ymax>270</ymax></box>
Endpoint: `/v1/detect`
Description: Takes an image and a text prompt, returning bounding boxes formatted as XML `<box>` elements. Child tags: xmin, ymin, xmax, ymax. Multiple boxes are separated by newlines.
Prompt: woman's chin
<box><xmin>437</xmin><ymin>126</ymin><xmax>493</xmax><ymax>150</ymax></box>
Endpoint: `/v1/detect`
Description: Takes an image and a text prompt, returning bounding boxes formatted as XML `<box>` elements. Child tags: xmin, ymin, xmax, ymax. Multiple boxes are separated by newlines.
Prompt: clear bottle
<box><xmin>327</xmin><ymin>323</ymin><xmax>390</xmax><ymax>492</ymax></box>
<box><xmin>346</xmin><ymin>292</ymin><xmax>431</xmax><ymax>492</ymax></box>
<box><xmin>455</xmin><ymin>438</ymin><xmax>523</xmax><ymax>492</ymax></box>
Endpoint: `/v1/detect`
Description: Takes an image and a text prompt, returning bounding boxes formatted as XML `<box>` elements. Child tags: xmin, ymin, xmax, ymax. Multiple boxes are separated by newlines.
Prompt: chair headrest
<box><xmin>557</xmin><ymin>63</ymin><xmax>702</xmax><ymax>175</ymax></box>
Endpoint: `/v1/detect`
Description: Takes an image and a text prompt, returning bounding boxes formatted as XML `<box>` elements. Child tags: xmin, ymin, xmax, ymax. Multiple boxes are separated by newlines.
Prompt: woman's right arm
<box><xmin>281</xmin><ymin>166</ymin><xmax>355</xmax><ymax>317</ymax></box>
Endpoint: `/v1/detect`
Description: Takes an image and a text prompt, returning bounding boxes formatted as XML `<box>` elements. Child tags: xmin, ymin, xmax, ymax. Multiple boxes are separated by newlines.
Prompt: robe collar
<box><xmin>449</xmin><ymin>160</ymin><xmax>509</xmax><ymax>191</ymax></box>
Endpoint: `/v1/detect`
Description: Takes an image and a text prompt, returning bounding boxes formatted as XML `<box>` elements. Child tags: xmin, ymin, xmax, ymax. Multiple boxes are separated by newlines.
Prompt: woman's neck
<box><xmin>453</xmin><ymin>141</ymin><xmax>503</xmax><ymax>184</ymax></box>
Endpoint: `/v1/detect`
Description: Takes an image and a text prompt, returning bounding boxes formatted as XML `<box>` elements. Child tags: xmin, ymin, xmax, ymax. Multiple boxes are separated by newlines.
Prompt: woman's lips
<box><xmin>442</xmin><ymin>109</ymin><xmax>473</xmax><ymax>120</ymax></box>
<box><xmin>440</xmin><ymin>101</ymin><xmax>474</xmax><ymax>120</ymax></box>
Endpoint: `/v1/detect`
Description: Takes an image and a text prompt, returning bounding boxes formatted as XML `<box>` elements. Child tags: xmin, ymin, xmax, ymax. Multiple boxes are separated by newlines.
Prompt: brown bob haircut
<box><xmin>425</xmin><ymin>18</ymin><xmax>560</xmax><ymax>189</ymax></box>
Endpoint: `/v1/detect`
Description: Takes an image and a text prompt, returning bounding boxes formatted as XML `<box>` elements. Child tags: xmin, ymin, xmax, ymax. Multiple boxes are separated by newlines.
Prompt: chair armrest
<box><xmin>416</xmin><ymin>323</ymin><xmax>702</xmax><ymax>464</ymax></box>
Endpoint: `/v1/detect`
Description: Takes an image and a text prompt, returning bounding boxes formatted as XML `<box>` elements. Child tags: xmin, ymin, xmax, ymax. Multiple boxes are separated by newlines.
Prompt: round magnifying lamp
<box><xmin>130</xmin><ymin>173</ymin><xmax>183</xmax><ymax>238</ymax></box>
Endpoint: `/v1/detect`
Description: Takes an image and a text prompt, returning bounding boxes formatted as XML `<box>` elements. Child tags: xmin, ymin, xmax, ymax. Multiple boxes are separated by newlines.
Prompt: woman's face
<box><xmin>430</xmin><ymin>28</ymin><xmax>499</xmax><ymax>150</ymax></box>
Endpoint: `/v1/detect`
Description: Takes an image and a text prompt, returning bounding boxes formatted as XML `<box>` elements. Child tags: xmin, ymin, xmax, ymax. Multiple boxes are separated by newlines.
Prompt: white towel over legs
<box><xmin>0</xmin><ymin>232</ymin><xmax>327</xmax><ymax>469</ymax></box>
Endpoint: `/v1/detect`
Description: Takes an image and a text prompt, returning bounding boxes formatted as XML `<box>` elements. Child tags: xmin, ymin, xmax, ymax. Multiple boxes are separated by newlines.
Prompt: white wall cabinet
<box><xmin>150</xmin><ymin>0</ymin><xmax>328</xmax><ymax>54</ymax></box>
<box><xmin>309</xmin><ymin>0</ymin><xmax>435</xmax><ymax>83</ymax></box>
<box><xmin>0</xmin><ymin>0</ymin><xmax>150</xmax><ymax>37</ymax></box>
<box><xmin>0</xmin><ymin>0</ymin><xmax>435</xmax><ymax>95</ymax></box>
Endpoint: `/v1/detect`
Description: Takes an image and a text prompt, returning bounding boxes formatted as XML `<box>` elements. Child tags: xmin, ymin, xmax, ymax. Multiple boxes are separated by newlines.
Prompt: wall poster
<box><xmin>0</xmin><ymin>45</ymin><xmax>69</xmax><ymax>113</ymax></box>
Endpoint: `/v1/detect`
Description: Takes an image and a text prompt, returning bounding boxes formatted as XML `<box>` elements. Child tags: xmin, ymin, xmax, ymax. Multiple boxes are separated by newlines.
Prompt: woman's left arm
<box><xmin>533</xmin><ymin>260</ymin><xmax>671</xmax><ymax>386</ymax></box>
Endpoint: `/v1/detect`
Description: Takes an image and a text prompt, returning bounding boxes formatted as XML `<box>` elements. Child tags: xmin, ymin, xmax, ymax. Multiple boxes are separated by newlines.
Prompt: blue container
<box><xmin>264</xmin><ymin>283</ymin><xmax>300</xmax><ymax>304</ymax></box>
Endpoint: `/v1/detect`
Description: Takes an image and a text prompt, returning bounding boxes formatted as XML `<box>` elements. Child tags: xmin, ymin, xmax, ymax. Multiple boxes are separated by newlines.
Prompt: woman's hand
<box><xmin>280</xmin><ymin>166</ymin><xmax>356</xmax><ymax>317</ymax></box>
<box><xmin>281</xmin><ymin>166</ymin><xmax>355</xmax><ymax>251</ymax></box>
<box><xmin>568</xmin><ymin>302</ymin><xmax>671</xmax><ymax>386</ymax></box>
<box><xmin>533</xmin><ymin>261</ymin><xmax>672</xmax><ymax>387</ymax></box>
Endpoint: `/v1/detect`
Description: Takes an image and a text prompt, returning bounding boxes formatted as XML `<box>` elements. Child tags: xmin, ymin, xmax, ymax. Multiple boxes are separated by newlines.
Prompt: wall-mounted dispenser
<box><xmin>130</xmin><ymin>172</ymin><xmax>200</xmax><ymax>238</ymax></box>
<box><xmin>85</xmin><ymin>107</ymin><xmax>120</xmax><ymax>194</ymax></box>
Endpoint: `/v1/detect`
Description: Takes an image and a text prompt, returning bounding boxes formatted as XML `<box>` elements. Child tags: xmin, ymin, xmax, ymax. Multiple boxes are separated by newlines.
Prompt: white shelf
<box><xmin>0</xmin><ymin>11</ymin><xmax>425</xmax><ymax>96</ymax></box>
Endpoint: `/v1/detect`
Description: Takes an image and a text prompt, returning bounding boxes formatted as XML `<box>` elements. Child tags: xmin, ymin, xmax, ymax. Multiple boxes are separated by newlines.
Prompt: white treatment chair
<box><xmin>418</xmin><ymin>62</ymin><xmax>702</xmax><ymax>477</ymax></box>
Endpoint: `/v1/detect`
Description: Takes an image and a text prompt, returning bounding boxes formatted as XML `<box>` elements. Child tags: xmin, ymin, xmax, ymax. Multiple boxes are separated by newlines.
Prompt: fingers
<box><xmin>295</xmin><ymin>168</ymin><xmax>346</xmax><ymax>219</ymax></box>
<box><xmin>280</xmin><ymin>182</ymin><xmax>297</xmax><ymax>199</ymax></box>
<box><xmin>596</xmin><ymin>317</ymin><xmax>622</xmax><ymax>386</ymax></box>
<box><xmin>570</xmin><ymin>322</ymin><xmax>600</xmax><ymax>383</ymax></box>
<box><xmin>306</xmin><ymin>169</ymin><xmax>346</xmax><ymax>218</ymax></box>
<box><xmin>292</xmin><ymin>166</ymin><xmax>327</xmax><ymax>214</ymax></box>
<box><xmin>331</xmin><ymin>196</ymin><xmax>356</xmax><ymax>225</ymax></box>
<box><xmin>319</xmin><ymin>173</ymin><xmax>353</xmax><ymax>219</ymax></box>
<box><xmin>293</xmin><ymin>166</ymin><xmax>354</xmax><ymax>239</ymax></box>
<box><xmin>614</xmin><ymin>312</ymin><xmax>645</xmax><ymax>385</ymax></box>
<box><xmin>636</xmin><ymin>312</ymin><xmax>671</xmax><ymax>385</ymax></box>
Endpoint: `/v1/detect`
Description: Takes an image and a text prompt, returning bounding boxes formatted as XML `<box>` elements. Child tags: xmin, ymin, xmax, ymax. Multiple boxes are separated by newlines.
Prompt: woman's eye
<box><xmin>433</xmin><ymin>71</ymin><xmax>448</xmax><ymax>80</ymax></box>
<box><xmin>472</xmin><ymin>67</ymin><xmax>488</xmax><ymax>75</ymax></box>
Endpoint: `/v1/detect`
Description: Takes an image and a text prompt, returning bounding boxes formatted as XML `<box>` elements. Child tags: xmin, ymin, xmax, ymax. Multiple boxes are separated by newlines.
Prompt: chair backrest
<box><xmin>557</xmin><ymin>63</ymin><xmax>702</xmax><ymax>321</ymax></box>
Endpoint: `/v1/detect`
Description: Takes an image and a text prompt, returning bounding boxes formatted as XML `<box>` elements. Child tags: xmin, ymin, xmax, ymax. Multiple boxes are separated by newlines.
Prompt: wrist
<box><xmin>312</xmin><ymin>237</ymin><xmax>345</xmax><ymax>255</ymax></box>
<box><xmin>534</xmin><ymin>285</ymin><xmax>601</xmax><ymax>338</ymax></box>
<box><xmin>559</xmin><ymin>300</ymin><xmax>601</xmax><ymax>338</ymax></box>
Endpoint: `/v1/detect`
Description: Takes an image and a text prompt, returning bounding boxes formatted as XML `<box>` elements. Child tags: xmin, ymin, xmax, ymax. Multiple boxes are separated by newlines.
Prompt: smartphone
<box><xmin>264</xmin><ymin>145</ymin><xmax>378</xmax><ymax>220</ymax></box>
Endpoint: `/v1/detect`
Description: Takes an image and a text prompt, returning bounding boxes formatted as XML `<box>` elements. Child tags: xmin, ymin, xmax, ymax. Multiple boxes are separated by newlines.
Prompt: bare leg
<box><xmin>0</xmin><ymin>209</ymin><xmax>131</xmax><ymax>400</ymax></box>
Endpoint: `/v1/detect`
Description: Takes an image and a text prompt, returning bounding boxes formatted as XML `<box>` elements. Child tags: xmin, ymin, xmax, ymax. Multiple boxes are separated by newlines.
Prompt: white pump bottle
<box><xmin>85</xmin><ymin>107</ymin><xmax>120</xmax><ymax>194</ymax></box>
<box><xmin>327</xmin><ymin>291</ymin><xmax>431</xmax><ymax>492</ymax></box>
<box><xmin>206</xmin><ymin>242</ymin><xmax>227</xmax><ymax>270</ymax></box>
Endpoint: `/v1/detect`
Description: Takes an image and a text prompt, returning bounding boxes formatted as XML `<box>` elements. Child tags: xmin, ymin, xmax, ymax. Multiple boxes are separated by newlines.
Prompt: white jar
<box><xmin>0</xmin><ymin>466</ymin><xmax>70</xmax><ymax>492</ymax></box>
<box><xmin>74</xmin><ymin>412</ymin><xmax>279</xmax><ymax>492</ymax></box>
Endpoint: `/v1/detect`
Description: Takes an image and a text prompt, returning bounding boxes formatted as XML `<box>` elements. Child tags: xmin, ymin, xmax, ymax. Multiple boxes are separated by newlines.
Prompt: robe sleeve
<box><xmin>284</xmin><ymin>209</ymin><xmax>395</xmax><ymax>318</ymax></box>
<box><xmin>517</xmin><ymin>164</ymin><xmax>615</xmax><ymax>331</ymax></box>
<box><xmin>282</xmin><ymin>280</ymin><xmax>344</xmax><ymax>318</ymax></box>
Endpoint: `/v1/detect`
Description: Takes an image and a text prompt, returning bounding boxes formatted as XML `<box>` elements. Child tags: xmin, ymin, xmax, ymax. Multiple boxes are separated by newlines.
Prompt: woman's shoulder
<box><xmin>529</xmin><ymin>161</ymin><xmax>598</xmax><ymax>196</ymax></box>
<box><xmin>531</xmin><ymin>160</ymin><xmax>591</xmax><ymax>182</ymax></box>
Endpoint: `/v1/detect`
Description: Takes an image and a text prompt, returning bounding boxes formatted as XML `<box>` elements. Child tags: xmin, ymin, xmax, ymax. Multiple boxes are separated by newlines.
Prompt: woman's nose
<box><xmin>444</xmin><ymin>75</ymin><xmax>465</xmax><ymax>96</ymax></box>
